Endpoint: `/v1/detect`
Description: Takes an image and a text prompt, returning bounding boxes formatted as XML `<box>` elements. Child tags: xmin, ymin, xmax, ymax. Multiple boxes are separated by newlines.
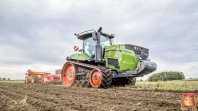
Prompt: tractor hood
<box><xmin>104</xmin><ymin>44</ymin><xmax>157</xmax><ymax>77</ymax></box>
<box><xmin>105</xmin><ymin>44</ymin><xmax>149</xmax><ymax>60</ymax></box>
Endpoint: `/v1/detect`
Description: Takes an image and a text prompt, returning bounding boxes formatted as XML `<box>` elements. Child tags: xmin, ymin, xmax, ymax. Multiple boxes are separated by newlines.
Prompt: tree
<box><xmin>148</xmin><ymin>71</ymin><xmax>185</xmax><ymax>82</ymax></box>
<box><xmin>3</xmin><ymin>78</ymin><xmax>6</xmax><ymax>80</ymax></box>
<box><xmin>7</xmin><ymin>78</ymin><xmax>10</xmax><ymax>80</ymax></box>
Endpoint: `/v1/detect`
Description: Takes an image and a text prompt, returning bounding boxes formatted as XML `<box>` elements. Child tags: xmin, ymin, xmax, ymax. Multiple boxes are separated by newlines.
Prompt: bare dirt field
<box><xmin>0</xmin><ymin>82</ymin><xmax>197</xmax><ymax>111</ymax></box>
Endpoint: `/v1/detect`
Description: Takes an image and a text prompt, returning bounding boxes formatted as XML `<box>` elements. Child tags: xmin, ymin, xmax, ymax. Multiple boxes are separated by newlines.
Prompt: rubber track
<box><xmin>66</xmin><ymin>60</ymin><xmax>112</xmax><ymax>88</ymax></box>
<box><xmin>128</xmin><ymin>77</ymin><xmax>136</xmax><ymax>85</ymax></box>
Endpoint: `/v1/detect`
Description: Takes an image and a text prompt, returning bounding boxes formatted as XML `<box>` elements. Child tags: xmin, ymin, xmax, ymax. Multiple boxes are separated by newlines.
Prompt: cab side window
<box><xmin>84</xmin><ymin>37</ymin><xmax>96</xmax><ymax>57</ymax></box>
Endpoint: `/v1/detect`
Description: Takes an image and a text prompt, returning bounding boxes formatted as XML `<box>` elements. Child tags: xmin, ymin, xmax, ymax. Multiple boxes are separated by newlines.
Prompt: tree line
<box><xmin>148</xmin><ymin>71</ymin><xmax>185</xmax><ymax>81</ymax></box>
<box><xmin>0</xmin><ymin>77</ymin><xmax>10</xmax><ymax>80</ymax></box>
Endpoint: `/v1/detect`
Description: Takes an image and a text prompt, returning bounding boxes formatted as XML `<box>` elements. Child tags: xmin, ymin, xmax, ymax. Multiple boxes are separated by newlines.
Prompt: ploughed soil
<box><xmin>0</xmin><ymin>82</ymin><xmax>198</xmax><ymax>111</ymax></box>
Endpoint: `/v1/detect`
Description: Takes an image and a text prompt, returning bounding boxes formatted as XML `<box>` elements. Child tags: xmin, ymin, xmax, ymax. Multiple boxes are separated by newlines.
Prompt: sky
<box><xmin>0</xmin><ymin>0</ymin><xmax>197</xmax><ymax>80</ymax></box>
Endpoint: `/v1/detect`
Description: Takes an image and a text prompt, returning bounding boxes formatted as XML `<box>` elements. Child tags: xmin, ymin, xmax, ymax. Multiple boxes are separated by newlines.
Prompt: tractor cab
<box><xmin>75</xmin><ymin>27</ymin><xmax>114</xmax><ymax>59</ymax></box>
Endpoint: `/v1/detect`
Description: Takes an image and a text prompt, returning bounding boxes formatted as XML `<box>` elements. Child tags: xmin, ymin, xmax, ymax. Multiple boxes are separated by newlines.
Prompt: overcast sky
<box><xmin>0</xmin><ymin>0</ymin><xmax>197</xmax><ymax>80</ymax></box>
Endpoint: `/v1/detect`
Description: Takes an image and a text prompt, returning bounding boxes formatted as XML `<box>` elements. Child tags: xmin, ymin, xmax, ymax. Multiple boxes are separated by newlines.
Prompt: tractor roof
<box><xmin>75</xmin><ymin>29</ymin><xmax>114</xmax><ymax>40</ymax></box>
<box><xmin>75</xmin><ymin>30</ymin><xmax>95</xmax><ymax>40</ymax></box>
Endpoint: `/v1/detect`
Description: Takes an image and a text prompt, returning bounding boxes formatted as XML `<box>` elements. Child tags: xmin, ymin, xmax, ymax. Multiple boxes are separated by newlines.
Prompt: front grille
<box><xmin>125</xmin><ymin>44</ymin><xmax>149</xmax><ymax>60</ymax></box>
<box><xmin>108</xmin><ymin>58</ymin><xmax>119</xmax><ymax>68</ymax></box>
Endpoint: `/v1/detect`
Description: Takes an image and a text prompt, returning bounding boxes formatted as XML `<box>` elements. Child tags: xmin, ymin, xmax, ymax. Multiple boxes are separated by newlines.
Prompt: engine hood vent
<box><xmin>125</xmin><ymin>44</ymin><xmax>149</xmax><ymax>60</ymax></box>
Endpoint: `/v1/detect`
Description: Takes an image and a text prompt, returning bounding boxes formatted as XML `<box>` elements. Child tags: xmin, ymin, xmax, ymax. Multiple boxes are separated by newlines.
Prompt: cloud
<box><xmin>0</xmin><ymin>0</ymin><xmax>198</xmax><ymax>80</ymax></box>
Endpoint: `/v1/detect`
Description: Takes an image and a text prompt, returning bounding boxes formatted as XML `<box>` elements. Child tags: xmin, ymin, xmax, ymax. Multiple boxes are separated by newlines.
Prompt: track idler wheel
<box><xmin>61</xmin><ymin>62</ymin><xmax>76</xmax><ymax>87</ymax></box>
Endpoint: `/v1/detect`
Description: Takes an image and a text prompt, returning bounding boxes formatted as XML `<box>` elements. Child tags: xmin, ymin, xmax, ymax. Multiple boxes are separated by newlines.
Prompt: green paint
<box><xmin>67</xmin><ymin>43</ymin><xmax>138</xmax><ymax>72</ymax></box>
<box><xmin>69</xmin><ymin>53</ymin><xmax>90</xmax><ymax>61</ymax></box>
<box><xmin>104</xmin><ymin>44</ymin><xmax>138</xmax><ymax>71</ymax></box>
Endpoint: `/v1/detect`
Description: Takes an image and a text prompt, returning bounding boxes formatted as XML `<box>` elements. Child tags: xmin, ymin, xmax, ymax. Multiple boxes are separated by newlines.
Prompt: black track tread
<box><xmin>66</xmin><ymin>60</ymin><xmax>112</xmax><ymax>89</ymax></box>
<box><xmin>73</xmin><ymin>81</ymin><xmax>78</xmax><ymax>87</ymax></box>
<box><xmin>80</xmin><ymin>80</ymin><xmax>86</xmax><ymax>87</ymax></box>
<box><xmin>84</xmin><ymin>80</ymin><xmax>91</xmax><ymax>88</ymax></box>
<box><xmin>76</xmin><ymin>80</ymin><xmax>80</xmax><ymax>87</ymax></box>
<box><xmin>79</xmin><ymin>80</ymin><xmax>83</xmax><ymax>87</ymax></box>
<box><xmin>128</xmin><ymin>77</ymin><xmax>137</xmax><ymax>85</ymax></box>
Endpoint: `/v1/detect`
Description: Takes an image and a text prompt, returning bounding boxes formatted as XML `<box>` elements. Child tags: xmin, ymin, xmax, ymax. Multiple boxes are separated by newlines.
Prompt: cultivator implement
<box><xmin>25</xmin><ymin>69</ymin><xmax>62</xmax><ymax>85</ymax></box>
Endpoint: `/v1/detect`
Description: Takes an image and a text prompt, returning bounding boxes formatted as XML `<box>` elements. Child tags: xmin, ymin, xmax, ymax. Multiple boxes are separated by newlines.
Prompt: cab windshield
<box><xmin>100</xmin><ymin>35</ymin><xmax>111</xmax><ymax>48</ymax></box>
<box><xmin>83</xmin><ymin>34</ymin><xmax>112</xmax><ymax>57</ymax></box>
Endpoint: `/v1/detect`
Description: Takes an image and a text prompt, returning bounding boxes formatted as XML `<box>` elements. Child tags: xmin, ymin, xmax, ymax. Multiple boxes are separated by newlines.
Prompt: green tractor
<box><xmin>61</xmin><ymin>27</ymin><xmax>157</xmax><ymax>88</ymax></box>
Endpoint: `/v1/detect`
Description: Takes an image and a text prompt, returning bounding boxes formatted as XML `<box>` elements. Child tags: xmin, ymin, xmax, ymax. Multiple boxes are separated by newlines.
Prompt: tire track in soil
<box><xmin>0</xmin><ymin>82</ymin><xmax>198</xmax><ymax>111</ymax></box>
<box><xmin>0</xmin><ymin>83</ymin><xmax>77</xmax><ymax>111</ymax></box>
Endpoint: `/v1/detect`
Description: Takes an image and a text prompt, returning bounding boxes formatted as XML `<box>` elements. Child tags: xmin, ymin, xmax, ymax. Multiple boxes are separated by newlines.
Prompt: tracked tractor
<box><xmin>61</xmin><ymin>27</ymin><xmax>157</xmax><ymax>88</ymax></box>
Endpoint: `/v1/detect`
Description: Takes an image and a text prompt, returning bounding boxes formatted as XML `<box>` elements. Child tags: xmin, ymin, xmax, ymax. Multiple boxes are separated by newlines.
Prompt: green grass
<box><xmin>133</xmin><ymin>80</ymin><xmax>198</xmax><ymax>91</ymax></box>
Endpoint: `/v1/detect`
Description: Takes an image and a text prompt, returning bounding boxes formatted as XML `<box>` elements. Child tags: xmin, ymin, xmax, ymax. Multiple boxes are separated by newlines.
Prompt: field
<box><xmin>134</xmin><ymin>80</ymin><xmax>198</xmax><ymax>91</ymax></box>
<box><xmin>0</xmin><ymin>81</ymin><xmax>198</xmax><ymax>111</ymax></box>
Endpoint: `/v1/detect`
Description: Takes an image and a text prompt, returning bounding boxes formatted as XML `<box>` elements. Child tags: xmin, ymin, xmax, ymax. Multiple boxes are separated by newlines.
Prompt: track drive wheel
<box><xmin>61</xmin><ymin>62</ymin><xmax>76</xmax><ymax>87</ymax></box>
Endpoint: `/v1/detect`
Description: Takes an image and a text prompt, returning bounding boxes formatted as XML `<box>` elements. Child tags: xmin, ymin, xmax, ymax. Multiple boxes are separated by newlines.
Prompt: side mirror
<box><xmin>74</xmin><ymin>46</ymin><xmax>79</xmax><ymax>51</ymax></box>
<box><xmin>98</xmin><ymin>27</ymin><xmax>102</xmax><ymax>32</ymax></box>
